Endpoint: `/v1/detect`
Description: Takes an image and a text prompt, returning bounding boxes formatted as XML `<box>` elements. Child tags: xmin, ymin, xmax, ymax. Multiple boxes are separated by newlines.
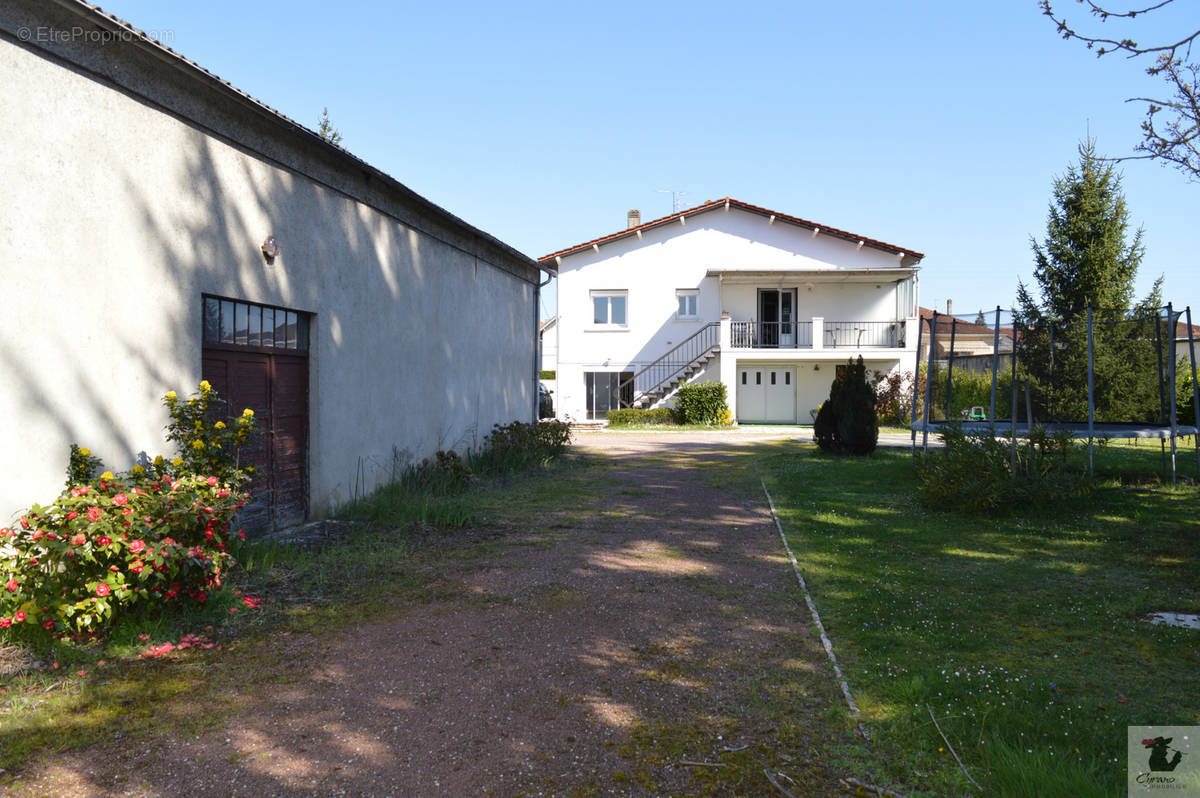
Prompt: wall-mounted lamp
<box><xmin>261</xmin><ymin>235</ymin><xmax>281</xmax><ymax>260</ymax></box>
<box><xmin>813</xmin><ymin>364</ymin><xmax>820</xmax><ymax>371</ymax></box>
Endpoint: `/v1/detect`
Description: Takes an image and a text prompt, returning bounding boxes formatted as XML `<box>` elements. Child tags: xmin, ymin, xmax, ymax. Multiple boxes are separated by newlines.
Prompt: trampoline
<box><xmin>910</xmin><ymin>303</ymin><xmax>1200</xmax><ymax>484</ymax></box>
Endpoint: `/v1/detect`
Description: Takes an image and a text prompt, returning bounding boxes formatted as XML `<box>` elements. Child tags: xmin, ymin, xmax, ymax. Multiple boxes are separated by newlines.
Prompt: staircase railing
<box><xmin>618</xmin><ymin>322</ymin><xmax>720</xmax><ymax>407</ymax></box>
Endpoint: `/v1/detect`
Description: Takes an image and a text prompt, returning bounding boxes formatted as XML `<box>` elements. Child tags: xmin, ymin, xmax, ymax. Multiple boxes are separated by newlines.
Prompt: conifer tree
<box><xmin>1016</xmin><ymin>139</ymin><xmax>1163</xmax><ymax>422</ymax></box>
<box><xmin>317</xmin><ymin>107</ymin><xmax>343</xmax><ymax>146</ymax></box>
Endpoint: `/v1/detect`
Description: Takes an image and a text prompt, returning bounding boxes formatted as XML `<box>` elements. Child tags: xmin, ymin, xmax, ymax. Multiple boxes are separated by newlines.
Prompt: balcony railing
<box><xmin>729</xmin><ymin>319</ymin><xmax>905</xmax><ymax>349</ymax></box>
<box><xmin>823</xmin><ymin>320</ymin><xmax>904</xmax><ymax>348</ymax></box>
<box><xmin>730</xmin><ymin>321</ymin><xmax>813</xmax><ymax>348</ymax></box>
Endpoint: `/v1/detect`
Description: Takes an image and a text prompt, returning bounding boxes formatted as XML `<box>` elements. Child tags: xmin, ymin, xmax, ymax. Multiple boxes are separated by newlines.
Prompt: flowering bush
<box><xmin>0</xmin><ymin>383</ymin><xmax>256</xmax><ymax>639</ymax></box>
<box><xmin>164</xmin><ymin>380</ymin><xmax>256</xmax><ymax>482</ymax></box>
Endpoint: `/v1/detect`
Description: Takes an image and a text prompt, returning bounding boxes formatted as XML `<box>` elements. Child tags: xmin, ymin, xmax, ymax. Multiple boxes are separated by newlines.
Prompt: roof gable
<box><xmin>539</xmin><ymin>198</ymin><xmax>924</xmax><ymax>264</ymax></box>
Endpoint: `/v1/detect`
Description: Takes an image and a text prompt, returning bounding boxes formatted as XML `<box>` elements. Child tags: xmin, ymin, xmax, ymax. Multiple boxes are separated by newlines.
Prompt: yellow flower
<box><xmin>78</xmin><ymin>447</ymin><xmax>91</xmax><ymax>456</ymax></box>
<box><xmin>194</xmin><ymin>420</ymin><xmax>203</xmax><ymax>430</ymax></box>
<box><xmin>154</xmin><ymin>455</ymin><xmax>165</xmax><ymax>467</ymax></box>
<box><xmin>171</xmin><ymin>457</ymin><xmax>183</xmax><ymax>467</ymax></box>
<box><xmin>214</xmin><ymin>421</ymin><xmax>226</xmax><ymax>429</ymax></box>
<box><xmin>191</xmin><ymin>440</ymin><xmax>205</xmax><ymax>450</ymax></box>
<box><xmin>242</xmin><ymin>408</ymin><xmax>254</xmax><ymax>418</ymax></box>
<box><xmin>132</xmin><ymin>465</ymin><xmax>145</xmax><ymax>475</ymax></box>
<box><xmin>165</xmin><ymin>391</ymin><xmax>177</xmax><ymax>402</ymax></box>
<box><xmin>100</xmin><ymin>471</ymin><xmax>114</xmax><ymax>481</ymax></box>
<box><xmin>199</xmin><ymin>380</ymin><xmax>212</xmax><ymax>392</ymax></box>
<box><xmin>188</xmin><ymin>398</ymin><xmax>197</xmax><ymax>406</ymax></box>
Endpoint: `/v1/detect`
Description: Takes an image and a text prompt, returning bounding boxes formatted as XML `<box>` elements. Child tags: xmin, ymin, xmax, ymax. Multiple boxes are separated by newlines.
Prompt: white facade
<box><xmin>1</xmin><ymin>0</ymin><xmax>543</xmax><ymax>526</ymax></box>
<box><xmin>544</xmin><ymin>200</ymin><xmax>922</xmax><ymax>424</ymax></box>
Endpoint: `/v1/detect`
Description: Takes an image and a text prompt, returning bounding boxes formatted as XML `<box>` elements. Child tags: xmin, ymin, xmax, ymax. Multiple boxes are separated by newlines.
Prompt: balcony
<box><xmin>727</xmin><ymin>317</ymin><xmax>911</xmax><ymax>350</ymax></box>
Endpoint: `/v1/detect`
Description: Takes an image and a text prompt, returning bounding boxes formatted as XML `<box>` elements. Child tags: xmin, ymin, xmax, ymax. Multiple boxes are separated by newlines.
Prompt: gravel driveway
<box><xmin>13</xmin><ymin>430</ymin><xmax>861</xmax><ymax>797</ymax></box>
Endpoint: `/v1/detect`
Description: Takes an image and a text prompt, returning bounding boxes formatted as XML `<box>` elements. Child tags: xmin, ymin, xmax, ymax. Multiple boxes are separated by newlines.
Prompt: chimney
<box><xmin>946</xmin><ymin>298</ymin><xmax>953</xmax><ymax>316</ymax></box>
<box><xmin>627</xmin><ymin>209</ymin><xmax>641</xmax><ymax>229</ymax></box>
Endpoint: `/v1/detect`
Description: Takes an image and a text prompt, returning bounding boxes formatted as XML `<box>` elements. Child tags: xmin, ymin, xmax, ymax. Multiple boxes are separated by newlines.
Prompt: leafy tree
<box><xmin>1016</xmin><ymin>139</ymin><xmax>1164</xmax><ymax>422</ymax></box>
<box><xmin>1042</xmin><ymin>1</ymin><xmax>1200</xmax><ymax>181</ymax></box>
<box><xmin>317</xmin><ymin>107</ymin><xmax>343</xmax><ymax>146</ymax></box>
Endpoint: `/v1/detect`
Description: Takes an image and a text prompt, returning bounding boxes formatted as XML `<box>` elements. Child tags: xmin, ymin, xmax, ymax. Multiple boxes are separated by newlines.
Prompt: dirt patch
<box><xmin>9</xmin><ymin>431</ymin><xmax>861</xmax><ymax>796</ymax></box>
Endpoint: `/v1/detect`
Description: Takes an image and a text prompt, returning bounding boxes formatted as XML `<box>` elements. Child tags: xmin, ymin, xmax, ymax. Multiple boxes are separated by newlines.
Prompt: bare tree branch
<box><xmin>1042</xmin><ymin>1</ymin><xmax>1200</xmax><ymax>181</ymax></box>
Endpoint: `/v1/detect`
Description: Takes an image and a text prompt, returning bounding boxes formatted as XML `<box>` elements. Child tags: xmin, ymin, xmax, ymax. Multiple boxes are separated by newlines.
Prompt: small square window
<box><xmin>676</xmin><ymin>289</ymin><xmax>699</xmax><ymax>320</ymax></box>
<box><xmin>591</xmin><ymin>291</ymin><xmax>628</xmax><ymax>327</ymax></box>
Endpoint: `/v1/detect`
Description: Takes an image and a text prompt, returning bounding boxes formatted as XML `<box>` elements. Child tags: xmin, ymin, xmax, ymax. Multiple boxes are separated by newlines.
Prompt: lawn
<box><xmin>760</xmin><ymin>442</ymin><xmax>1200</xmax><ymax>796</ymax></box>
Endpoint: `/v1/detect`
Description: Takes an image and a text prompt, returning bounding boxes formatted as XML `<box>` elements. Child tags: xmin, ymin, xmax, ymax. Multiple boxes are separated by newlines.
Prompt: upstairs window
<box><xmin>591</xmin><ymin>291</ymin><xmax>628</xmax><ymax>327</ymax></box>
<box><xmin>676</xmin><ymin>289</ymin><xmax>699</xmax><ymax>320</ymax></box>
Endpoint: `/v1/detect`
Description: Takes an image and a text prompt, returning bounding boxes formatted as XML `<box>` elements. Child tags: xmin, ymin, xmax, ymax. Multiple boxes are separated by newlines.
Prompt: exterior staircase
<box><xmin>619</xmin><ymin>322</ymin><xmax>720</xmax><ymax>408</ymax></box>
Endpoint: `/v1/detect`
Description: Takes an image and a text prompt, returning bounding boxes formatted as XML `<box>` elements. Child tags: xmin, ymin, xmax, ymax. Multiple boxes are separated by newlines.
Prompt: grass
<box><xmin>759</xmin><ymin>441</ymin><xmax>1200</xmax><ymax>797</ymax></box>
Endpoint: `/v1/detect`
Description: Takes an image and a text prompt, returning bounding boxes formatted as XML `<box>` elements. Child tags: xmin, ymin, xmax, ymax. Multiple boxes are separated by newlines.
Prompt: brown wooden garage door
<box><xmin>201</xmin><ymin>296</ymin><xmax>310</xmax><ymax>534</ymax></box>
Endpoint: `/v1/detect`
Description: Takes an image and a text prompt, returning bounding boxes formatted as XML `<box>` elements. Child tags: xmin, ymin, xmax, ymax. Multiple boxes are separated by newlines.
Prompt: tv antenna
<box><xmin>656</xmin><ymin>189</ymin><xmax>687</xmax><ymax>214</ymax></box>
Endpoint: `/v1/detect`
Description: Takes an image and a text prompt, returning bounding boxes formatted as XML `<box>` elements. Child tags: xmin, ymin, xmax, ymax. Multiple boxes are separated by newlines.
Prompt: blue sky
<box><xmin>100</xmin><ymin>0</ymin><xmax>1196</xmax><ymax>322</ymax></box>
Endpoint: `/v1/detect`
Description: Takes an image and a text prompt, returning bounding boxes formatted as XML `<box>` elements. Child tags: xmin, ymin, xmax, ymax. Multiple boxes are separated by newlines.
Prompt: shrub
<box><xmin>674</xmin><ymin>382</ymin><xmax>728</xmax><ymax>425</ymax></box>
<box><xmin>606</xmin><ymin>408</ymin><xmax>676</xmax><ymax>427</ymax></box>
<box><xmin>468</xmin><ymin>419</ymin><xmax>572</xmax><ymax>475</ymax></box>
<box><xmin>915</xmin><ymin>424</ymin><xmax>1093</xmax><ymax>516</ymax></box>
<box><xmin>815</xmin><ymin>357</ymin><xmax>878</xmax><ymax>455</ymax></box>
<box><xmin>539</xmin><ymin>370</ymin><xmax>556</xmax><ymax>380</ymax></box>
<box><xmin>405</xmin><ymin>450</ymin><xmax>473</xmax><ymax>495</ymax></box>
<box><xmin>0</xmin><ymin>383</ymin><xmax>257</xmax><ymax>639</ymax></box>
<box><xmin>65</xmin><ymin>445</ymin><xmax>103</xmax><ymax>487</ymax></box>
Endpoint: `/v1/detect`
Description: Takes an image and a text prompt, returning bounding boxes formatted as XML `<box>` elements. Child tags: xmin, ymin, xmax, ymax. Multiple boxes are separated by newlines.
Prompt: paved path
<box><xmin>16</xmin><ymin>431</ymin><xmax>859</xmax><ymax>797</ymax></box>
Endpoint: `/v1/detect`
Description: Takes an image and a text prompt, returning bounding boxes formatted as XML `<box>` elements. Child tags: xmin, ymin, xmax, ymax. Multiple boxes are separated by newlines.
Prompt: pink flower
<box><xmin>0</xmin><ymin>618</ymin><xmax>10</xmax><ymax>628</ymax></box>
<box><xmin>71</xmin><ymin>533</ymin><xmax>86</xmax><ymax>546</ymax></box>
<box><xmin>206</xmin><ymin>476</ymin><xmax>218</xmax><ymax>486</ymax></box>
<box><xmin>96</xmin><ymin>583</ymin><xmax>111</xmax><ymax>597</ymax></box>
<box><xmin>112</xmin><ymin>493</ymin><xmax>128</xmax><ymax>506</ymax></box>
<box><xmin>96</xmin><ymin>535</ymin><xmax>112</xmax><ymax>547</ymax></box>
<box><xmin>5</xmin><ymin>579</ymin><xmax>16</xmax><ymax>592</ymax></box>
<box><xmin>86</xmin><ymin>507</ymin><xmax>102</xmax><ymax>522</ymax></box>
<box><xmin>13</xmin><ymin>611</ymin><xmax>25</xmax><ymax>623</ymax></box>
<box><xmin>66</xmin><ymin>511</ymin><xmax>78</xmax><ymax>520</ymax></box>
<box><xmin>130</xmin><ymin>561</ymin><xmax>144</xmax><ymax>574</ymax></box>
<box><xmin>31</xmin><ymin>530</ymin><xmax>44</xmax><ymax>542</ymax></box>
<box><xmin>129</xmin><ymin>540</ymin><xmax>146</xmax><ymax>555</ymax></box>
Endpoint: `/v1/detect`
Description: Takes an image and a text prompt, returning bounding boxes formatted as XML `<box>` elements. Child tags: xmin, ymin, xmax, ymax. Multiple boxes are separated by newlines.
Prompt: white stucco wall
<box><xmin>0</xmin><ymin>3</ymin><xmax>539</xmax><ymax>522</ymax></box>
<box><xmin>552</xmin><ymin>206</ymin><xmax>918</xmax><ymax>421</ymax></box>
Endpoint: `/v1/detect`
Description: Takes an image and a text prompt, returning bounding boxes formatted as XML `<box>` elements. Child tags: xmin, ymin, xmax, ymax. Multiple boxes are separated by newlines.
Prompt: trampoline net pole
<box><xmin>1188</xmin><ymin>306</ymin><xmax>1200</xmax><ymax>479</ymax></box>
<box><xmin>1168</xmin><ymin>303</ymin><xmax>1177</xmax><ymax>488</ymax></box>
<box><xmin>945</xmin><ymin>317</ymin><xmax>958</xmax><ymax>422</ymax></box>
<box><xmin>990</xmin><ymin>306</ymin><xmax>1001</xmax><ymax>435</ymax></box>
<box><xmin>911</xmin><ymin>309</ymin><xmax>924</xmax><ymax>452</ymax></box>
<box><xmin>922</xmin><ymin>311</ymin><xmax>937</xmax><ymax>452</ymax></box>
<box><xmin>1086</xmin><ymin>305</ymin><xmax>1095</xmax><ymax>478</ymax></box>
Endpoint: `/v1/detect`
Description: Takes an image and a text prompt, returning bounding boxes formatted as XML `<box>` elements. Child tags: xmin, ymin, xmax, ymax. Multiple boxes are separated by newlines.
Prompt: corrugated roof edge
<box><xmin>538</xmin><ymin>198</ymin><xmax>925</xmax><ymax>263</ymax></box>
<box><xmin>50</xmin><ymin>0</ymin><xmax>545</xmax><ymax>274</ymax></box>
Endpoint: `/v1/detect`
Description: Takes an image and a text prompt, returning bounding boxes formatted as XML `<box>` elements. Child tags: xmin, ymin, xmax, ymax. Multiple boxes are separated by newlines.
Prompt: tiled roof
<box><xmin>54</xmin><ymin>2</ymin><xmax>538</xmax><ymax>270</ymax></box>
<box><xmin>918</xmin><ymin>308</ymin><xmax>1006</xmax><ymax>337</ymax></box>
<box><xmin>538</xmin><ymin>198</ymin><xmax>925</xmax><ymax>262</ymax></box>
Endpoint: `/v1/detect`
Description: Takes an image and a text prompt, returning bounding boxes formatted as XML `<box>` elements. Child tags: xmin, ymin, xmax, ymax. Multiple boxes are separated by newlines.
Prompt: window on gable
<box><xmin>592</xmin><ymin>291</ymin><xmax>628</xmax><ymax>327</ymax></box>
<box><xmin>676</xmin><ymin>289</ymin><xmax>699</xmax><ymax>320</ymax></box>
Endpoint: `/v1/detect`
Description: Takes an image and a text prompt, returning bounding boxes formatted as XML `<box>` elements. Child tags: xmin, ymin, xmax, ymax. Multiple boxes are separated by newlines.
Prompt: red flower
<box><xmin>130</xmin><ymin>561</ymin><xmax>144</xmax><ymax>574</ymax></box>
<box><xmin>96</xmin><ymin>583</ymin><xmax>111</xmax><ymax>597</ymax></box>
<box><xmin>129</xmin><ymin>540</ymin><xmax>146</xmax><ymax>554</ymax></box>
<box><xmin>0</xmin><ymin>528</ymin><xmax>8</xmax><ymax>538</ymax></box>
<box><xmin>42</xmin><ymin>620</ymin><xmax>54</xmax><ymax>630</ymax></box>
<box><xmin>0</xmin><ymin>618</ymin><xmax>10</xmax><ymax>628</ymax></box>
<box><xmin>19</xmin><ymin>518</ymin><xmax>29</xmax><ymax>529</ymax></box>
<box><xmin>204</xmin><ymin>529</ymin><xmax>214</xmax><ymax>540</ymax></box>
<box><xmin>237</xmin><ymin>530</ymin><xmax>246</xmax><ymax>540</ymax></box>
<box><xmin>206</xmin><ymin>476</ymin><xmax>218</xmax><ymax>486</ymax></box>
<box><xmin>31</xmin><ymin>530</ymin><xmax>44</xmax><ymax>542</ymax></box>
<box><xmin>5</xmin><ymin>579</ymin><xmax>16</xmax><ymax>592</ymax></box>
<box><xmin>86</xmin><ymin>507</ymin><xmax>102</xmax><ymax>522</ymax></box>
<box><xmin>71</xmin><ymin>533</ymin><xmax>87</xmax><ymax>546</ymax></box>
<box><xmin>113</xmin><ymin>493</ymin><xmax>128</xmax><ymax>506</ymax></box>
<box><xmin>96</xmin><ymin>535</ymin><xmax>112</xmax><ymax>547</ymax></box>
<box><xmin>66</xmin><ymin>511</ymin><xmax>78</xmax><ymax>520</ymax></box>
<box><xmin>194</xmin><ymin>591</ymin><xmax>207</xmax><ymax>604</ymax></box>
<box><xmin>12</xmin><ymin>611</ymin><xmax>25</xmax><ymax>623</ymax></box>
<box><xmin>164</xmin><ymin>589</ymin><xmax>178</xmax><ymax>600</ymax></box>
<box><xmin>121</xmin><ymin>508</ymin><xmax>133</xmax><ymax>516</ymax></box>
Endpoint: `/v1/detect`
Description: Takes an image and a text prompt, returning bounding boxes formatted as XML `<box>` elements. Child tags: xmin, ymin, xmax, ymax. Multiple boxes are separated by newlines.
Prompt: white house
<box><xmin>1</xmin><ymin>0</ymin><xmax>547</xmax><ymax>531</ymax></box>
<box><xmin>541</xmin><ymin>199</ymin><xmax>923</xmax><ymax>424</ymax></box>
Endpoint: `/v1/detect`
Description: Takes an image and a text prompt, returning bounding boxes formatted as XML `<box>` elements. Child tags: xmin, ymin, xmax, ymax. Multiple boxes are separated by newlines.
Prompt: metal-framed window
<box><xmin>676</xmin><ymin>289</ymin><xmax>699</xmax><ymax>320</ymax></box>
<box><xmin>203</xmin><ymin>295</ymin><xmax>309</xmax><ymax>351</ymax></box>
<box><xmin>591</xmin><ymin>291</ymin><xmax>628</xmax><ymax>327</ymax></box>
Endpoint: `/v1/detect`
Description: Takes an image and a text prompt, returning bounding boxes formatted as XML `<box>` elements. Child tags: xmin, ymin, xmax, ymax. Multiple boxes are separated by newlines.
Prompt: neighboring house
<box><xmin>541</xmin><ymin>199</ymin><xmax>924</xmax><ymax>424</ymax></box>
<box><xmin>1</xmin><ymin>0</ymin><xmax>546</xmax><ymax>531</ymax></box>
<box><xmin>918</xmin><ymin>306</ymin><xmax>1014</xmax><ymax>373</ymax></box>
<box><xmin>539</xmin><ymin>316</ymin><xmax>558</xmax><ymax>374</ymax></box>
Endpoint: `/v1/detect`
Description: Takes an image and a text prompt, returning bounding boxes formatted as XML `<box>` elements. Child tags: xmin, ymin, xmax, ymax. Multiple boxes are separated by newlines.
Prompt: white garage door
<box><xmin>737</xmin><ymin>367</ymin><xmax>796</xmax><ymax>423</ymax></box>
